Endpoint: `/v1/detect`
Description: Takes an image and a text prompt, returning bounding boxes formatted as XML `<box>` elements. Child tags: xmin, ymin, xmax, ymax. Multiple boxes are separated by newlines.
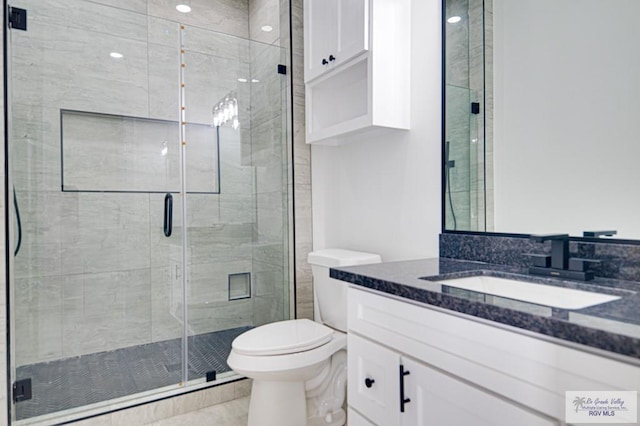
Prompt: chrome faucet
<box><xmin>529</xmin><ymin>234</ymin><xmax>599</xmax><ymax>281</ymax></box>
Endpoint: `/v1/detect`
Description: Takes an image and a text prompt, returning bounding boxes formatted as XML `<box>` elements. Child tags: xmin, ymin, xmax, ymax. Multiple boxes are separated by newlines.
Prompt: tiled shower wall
<box><xmin>9</xmin><ymin>0</ymin><xmax>290</xmax><ymax>366</ymax></box>
<box><xmin>289</xmin><ymin>0</ymin><xmax>315</xmax><ymax>320</ymax></box>
<box><xmin>482</xmin><ymin>0</ymin><xmax>494</xmax><ymax>231</ymax></box>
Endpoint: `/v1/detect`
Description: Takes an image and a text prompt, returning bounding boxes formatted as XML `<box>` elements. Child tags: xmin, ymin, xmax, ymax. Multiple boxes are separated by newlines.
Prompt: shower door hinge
<box><xmin>8</xmin><ymin>7</ymin><xmax>27</xmax><ymax>31</ymax></box>
<box><xmin>13</xmin><ymin>378</ymin><xmax>32</xmax><ymax>403</ymax></box>
<box><xmin>277</xmin><ymin>64</ymin><xmax>287</xmax><ymax>75</ymax></box>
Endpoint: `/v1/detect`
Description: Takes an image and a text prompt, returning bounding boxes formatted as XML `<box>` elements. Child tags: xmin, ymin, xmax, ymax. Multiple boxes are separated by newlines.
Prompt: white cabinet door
<box><xmin>305</xmin><ymin>0</ymin><xmax>338</xmax><ymax>82</ymax></box>
<box><xmin>348</xmin><ymin>334</ymin><xmax>400</xmax><ymax>426</ymax></box>
<box><xmin>400</xmin><ymin>357</ymin><xmax>558</xmax><ymax>426</ymax></box>
<box><xmin>304</xmin><ymin>0</ymin><xmax>367</xmax><ymax>82</ymax></box>
<box><xmin>334</xmin><ymin>0</ymin><xmax>368</xmax><ymax>67</ymax></box>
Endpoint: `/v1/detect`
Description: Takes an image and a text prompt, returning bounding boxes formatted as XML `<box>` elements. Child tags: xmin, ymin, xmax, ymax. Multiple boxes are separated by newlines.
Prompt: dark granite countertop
<box><xmin>331</xmin><ymin>258</ymin><xmax>640</xmax><ymax>361</ymax></box>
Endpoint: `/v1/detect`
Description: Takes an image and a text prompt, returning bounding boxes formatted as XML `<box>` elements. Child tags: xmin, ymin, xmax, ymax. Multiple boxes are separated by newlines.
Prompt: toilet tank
<box><xmin>307</xmin><ymin>249</ymin><xmax>382</xmax><ymax>332</ymax></box>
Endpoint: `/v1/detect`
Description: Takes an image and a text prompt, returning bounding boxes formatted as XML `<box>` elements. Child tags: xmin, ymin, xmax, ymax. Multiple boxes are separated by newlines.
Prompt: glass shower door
<box><xmin>180</xmin><ymin>25</ymin><xmax>290</xmax><ymax>383</ymax></box>
<box><xmin>7</xmin><ymin>2</ymin><xmax>187</xmax><ymax>421</ymax></box>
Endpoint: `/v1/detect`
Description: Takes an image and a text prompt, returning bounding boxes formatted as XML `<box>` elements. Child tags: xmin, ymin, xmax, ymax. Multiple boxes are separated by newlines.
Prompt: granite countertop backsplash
<box><xmin>331</xmin><ymin>258</ymin><xmax>640</xmax><ymax>361</ymax></box>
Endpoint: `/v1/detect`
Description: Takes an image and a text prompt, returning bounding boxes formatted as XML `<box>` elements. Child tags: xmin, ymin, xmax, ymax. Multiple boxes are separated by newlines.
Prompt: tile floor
<box><xmin>144</xmin><ymin>396</ymin><xmax>249</xmax><ymax>426</ymax></box>
<box><xmin>16</xmin><ymin>327</ymin><xmax>251</xmax><ymax>420</ymax></box>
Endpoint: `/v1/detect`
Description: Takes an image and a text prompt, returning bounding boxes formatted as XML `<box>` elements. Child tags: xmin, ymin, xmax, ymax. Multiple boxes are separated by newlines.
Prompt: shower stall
<box><xmin>5</xmin><ymin>0</ymin><xmax>291</xmax><ymax>423</ymax></box>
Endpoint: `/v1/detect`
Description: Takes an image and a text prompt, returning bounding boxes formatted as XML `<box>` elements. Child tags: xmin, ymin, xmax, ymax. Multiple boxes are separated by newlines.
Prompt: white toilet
<box><xmin>227</xmin><ymin>248</ymin><xmax>381</xmax><ymax>426</ymax></box>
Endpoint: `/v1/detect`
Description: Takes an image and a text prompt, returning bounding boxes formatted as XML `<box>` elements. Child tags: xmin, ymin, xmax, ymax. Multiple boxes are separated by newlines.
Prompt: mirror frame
<box><xmin>439</xmin><ymin>0</ymin><xmax>640</xmax><ymax>246</ymax></box>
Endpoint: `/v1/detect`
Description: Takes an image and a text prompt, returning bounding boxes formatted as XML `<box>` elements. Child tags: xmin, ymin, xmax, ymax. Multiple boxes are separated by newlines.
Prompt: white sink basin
<box><xmin>439</xmin><ymin>275</ymin><xmax>620</xmax><ymax>310</ymax></box>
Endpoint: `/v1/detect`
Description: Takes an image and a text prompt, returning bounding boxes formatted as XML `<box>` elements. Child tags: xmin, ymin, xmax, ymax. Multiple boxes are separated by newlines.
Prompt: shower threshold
<box><xmin>14</xmin><ymin>326</ymin><xmax>251</xmax><ymax>420</ymax></box>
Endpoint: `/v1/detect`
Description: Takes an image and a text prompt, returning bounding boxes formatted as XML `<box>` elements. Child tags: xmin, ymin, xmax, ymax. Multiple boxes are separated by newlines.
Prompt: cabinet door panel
<box><xmin>401</xmin><ymin>357</ymin><xmax>558</xmax><ymax>426</ymax></box>
<box><xmin>304</xmin><ymin>0</ymin><xmax>338</xmax><ymax>82</ymax></box>
<box><xmin>336</xmin><ymin>0</ymin><xmax>368</xmax><ymax>63</ymax></box>
<box><xmin>348</xmin><ymin>334</ymin><xmax>400</xmax><ymax>426</ymax></box>
<box><xmin>304</xmin><ymin>0</ymin><xmax>368</xmax><ymax>83</ymax></box>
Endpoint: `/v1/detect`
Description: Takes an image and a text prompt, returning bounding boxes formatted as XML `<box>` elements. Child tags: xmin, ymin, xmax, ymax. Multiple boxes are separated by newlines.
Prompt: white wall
<box><xmin>311</xmin><ymin>0</ymin><xmax>442</xmax><ymax>261</ymax></box>
<box><xmin>493</xmin><ymin>0</ymin><xmax>640</xmax><ymax>238</ymax></box>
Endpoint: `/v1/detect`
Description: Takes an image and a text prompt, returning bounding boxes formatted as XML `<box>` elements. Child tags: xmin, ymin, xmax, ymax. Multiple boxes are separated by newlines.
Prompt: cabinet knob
<box><xmin>364</xmin><ymin>377</ymin><xmax>375</xmax><ymax>388</ymax></box>
<box><xmin>329</xmin><ymin>54</ymin><xmax>336</xmax><ymax>62</ymax></box>
<box><xmin>322</xmin><ymin>58</ymin><xmax>328</xmax><ymax>65</ymax></box>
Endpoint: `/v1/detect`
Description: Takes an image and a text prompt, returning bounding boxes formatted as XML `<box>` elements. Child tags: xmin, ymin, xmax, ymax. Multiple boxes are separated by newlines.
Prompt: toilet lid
<box><xmin>232</xmin><ymin>319</ymin><xmax>334</xmax><ymax>356</ymax></box>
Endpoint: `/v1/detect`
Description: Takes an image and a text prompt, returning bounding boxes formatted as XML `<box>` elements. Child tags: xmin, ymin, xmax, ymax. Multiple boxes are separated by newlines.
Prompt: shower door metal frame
<box><xmin>178</xmin><ymin>23</ymin><xmax>189</xmax><ymax>386</ymax></box>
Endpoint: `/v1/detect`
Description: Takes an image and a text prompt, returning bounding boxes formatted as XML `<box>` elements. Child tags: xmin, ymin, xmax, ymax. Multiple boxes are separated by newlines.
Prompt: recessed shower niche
<box><xmin>61</xmin><ymin>110</ymin><xmax>220</xmax><ymax>193</ymax></box>
<box><xmin>229</xmin><ymin>272</ymin><xmax>252</xmax><ymax>300</ymax></box>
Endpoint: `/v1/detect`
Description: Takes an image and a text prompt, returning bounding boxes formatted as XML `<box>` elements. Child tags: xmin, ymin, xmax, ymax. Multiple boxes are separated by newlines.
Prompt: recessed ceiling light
<box><xmin>110</xmin><ymin>52</ymin><xmax>123</xmax><ymax>59</ymax></box>
<box><xmin>251</xmin><ymin>79</ymin><xmax>260</xmax><ymax>83</ymax></box>
<box><xmin>261</xmin><ymin>25</ymin><xmax>273</xmax><ymax>32</ymax></box>
<box><xmin>237</xmin><ymin>78</ymin><xmax>248</xmax><ymax>83</ymax></box>
<box><xmin>447</xmin><ymin>16</ymin><xmax>462</xmax><ymax>24</ymax></box>
<box><xmin>176</xmin><ymin>4</ymin><xmax>191</xmax><ymax>13</ymax></box>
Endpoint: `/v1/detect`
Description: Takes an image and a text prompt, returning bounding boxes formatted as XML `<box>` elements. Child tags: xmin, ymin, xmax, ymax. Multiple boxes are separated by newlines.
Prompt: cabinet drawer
<box><xmin>348</xmin><ymin>333</ymin><xmax>399</xmax><ymax>426</ymax></box>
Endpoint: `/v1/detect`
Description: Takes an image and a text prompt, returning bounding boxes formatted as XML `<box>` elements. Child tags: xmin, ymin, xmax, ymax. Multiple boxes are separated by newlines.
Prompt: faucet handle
<box><xmin>530</xmin><ymin>233</ymin><xmax>569</xmax><ymax>242</ymax></box>
<box><xmin>568</xmin><ymin>258</ymin><xmax>601</xmax><ymax>272</ymax></box>
<box><xmin>583</xmin><ymin>230</ymin><xmax>617</xmax><ymax>238</ymax></box>
<box><xmin>525</xmin><ymin>253</ymin><xmax>551</xmax><ymax>268</ymax></box>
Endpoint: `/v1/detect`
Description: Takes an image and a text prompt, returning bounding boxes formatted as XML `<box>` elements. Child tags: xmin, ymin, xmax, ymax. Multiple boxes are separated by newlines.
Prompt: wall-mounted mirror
<box><xmin>443</xmin><ymin>0</ymin><xmax>640</xmax><ymax>240</ymax></box>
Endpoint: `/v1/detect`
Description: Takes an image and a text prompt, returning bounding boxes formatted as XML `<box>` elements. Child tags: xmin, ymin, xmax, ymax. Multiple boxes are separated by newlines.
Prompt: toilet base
<box><xmin>247</xmin><ymin>380</ymin><xmax>307</xmax><ymax>426</ymax></box>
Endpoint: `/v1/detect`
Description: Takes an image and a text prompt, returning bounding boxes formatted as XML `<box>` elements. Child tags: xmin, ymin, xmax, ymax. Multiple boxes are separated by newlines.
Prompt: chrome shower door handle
<box><xmin>163</xmin><ymin>193</ymin><xmax>173</xmax><ymax>237</ymax></box>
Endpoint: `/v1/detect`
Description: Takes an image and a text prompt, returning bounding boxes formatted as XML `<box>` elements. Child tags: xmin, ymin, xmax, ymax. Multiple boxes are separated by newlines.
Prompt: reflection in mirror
<box><xmin>444</xmin><ymin>0</ymin><xmax>640</xmax><ymax>239</ymax></box>
<box><xmin>444</xmin><ymin>0</ymin><xmax>488</xmax><ymax>232</ymax></box>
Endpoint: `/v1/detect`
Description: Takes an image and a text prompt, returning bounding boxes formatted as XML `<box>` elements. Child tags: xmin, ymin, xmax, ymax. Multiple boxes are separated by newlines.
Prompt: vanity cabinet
<box><xmin>349</xmin><ymin>333</ymin><xmax>554</xmax><ymax>425</ymax></box>
<box><xmin>347</xmin><ymin>407</ymin><xmax>376</xmax><ymax>425</ymax></box>
<box><xmin>304</xmin><ymin>0</ymin><xmax>411</xmax><ymax>145</ymax></box>
<box><xmin>347</xmin><ymin>287</ymin><xmax>640</xmax><ymax>425</ymax></box>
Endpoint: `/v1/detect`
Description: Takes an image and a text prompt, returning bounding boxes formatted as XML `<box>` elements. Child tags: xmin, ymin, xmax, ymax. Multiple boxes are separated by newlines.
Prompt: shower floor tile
<box><xmin>15</xmin><ymin>326</ymin><xmax>251</xmax><ymax>420</ymax></box>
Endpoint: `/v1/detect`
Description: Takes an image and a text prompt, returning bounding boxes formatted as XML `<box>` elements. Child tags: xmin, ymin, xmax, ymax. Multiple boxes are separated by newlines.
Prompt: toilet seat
<box><xmin>227</xmin><ymin>330</ymin><xmax>346</xmax><ymax>382</ymax></box>
<box><xmin>232</xmin><ymin>319</ymin><xmax>334</xmax><ymax>356</ymax></box>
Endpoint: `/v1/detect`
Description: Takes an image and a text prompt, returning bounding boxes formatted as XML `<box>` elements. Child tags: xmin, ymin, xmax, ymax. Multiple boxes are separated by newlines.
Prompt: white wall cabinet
<box><xmin>304</xmin><ymin>0</ymin><xmax>368</xmax><ymax>83</ymax></box>
<box><xmin>347</xmin><ymin>287</ymin><xmax>640</xmax><ymax>425</ymax></box>
<box><xmin>304</xmin><ymin>0</ymin><xmax>411</xmax><ymax>145</ymax></box>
